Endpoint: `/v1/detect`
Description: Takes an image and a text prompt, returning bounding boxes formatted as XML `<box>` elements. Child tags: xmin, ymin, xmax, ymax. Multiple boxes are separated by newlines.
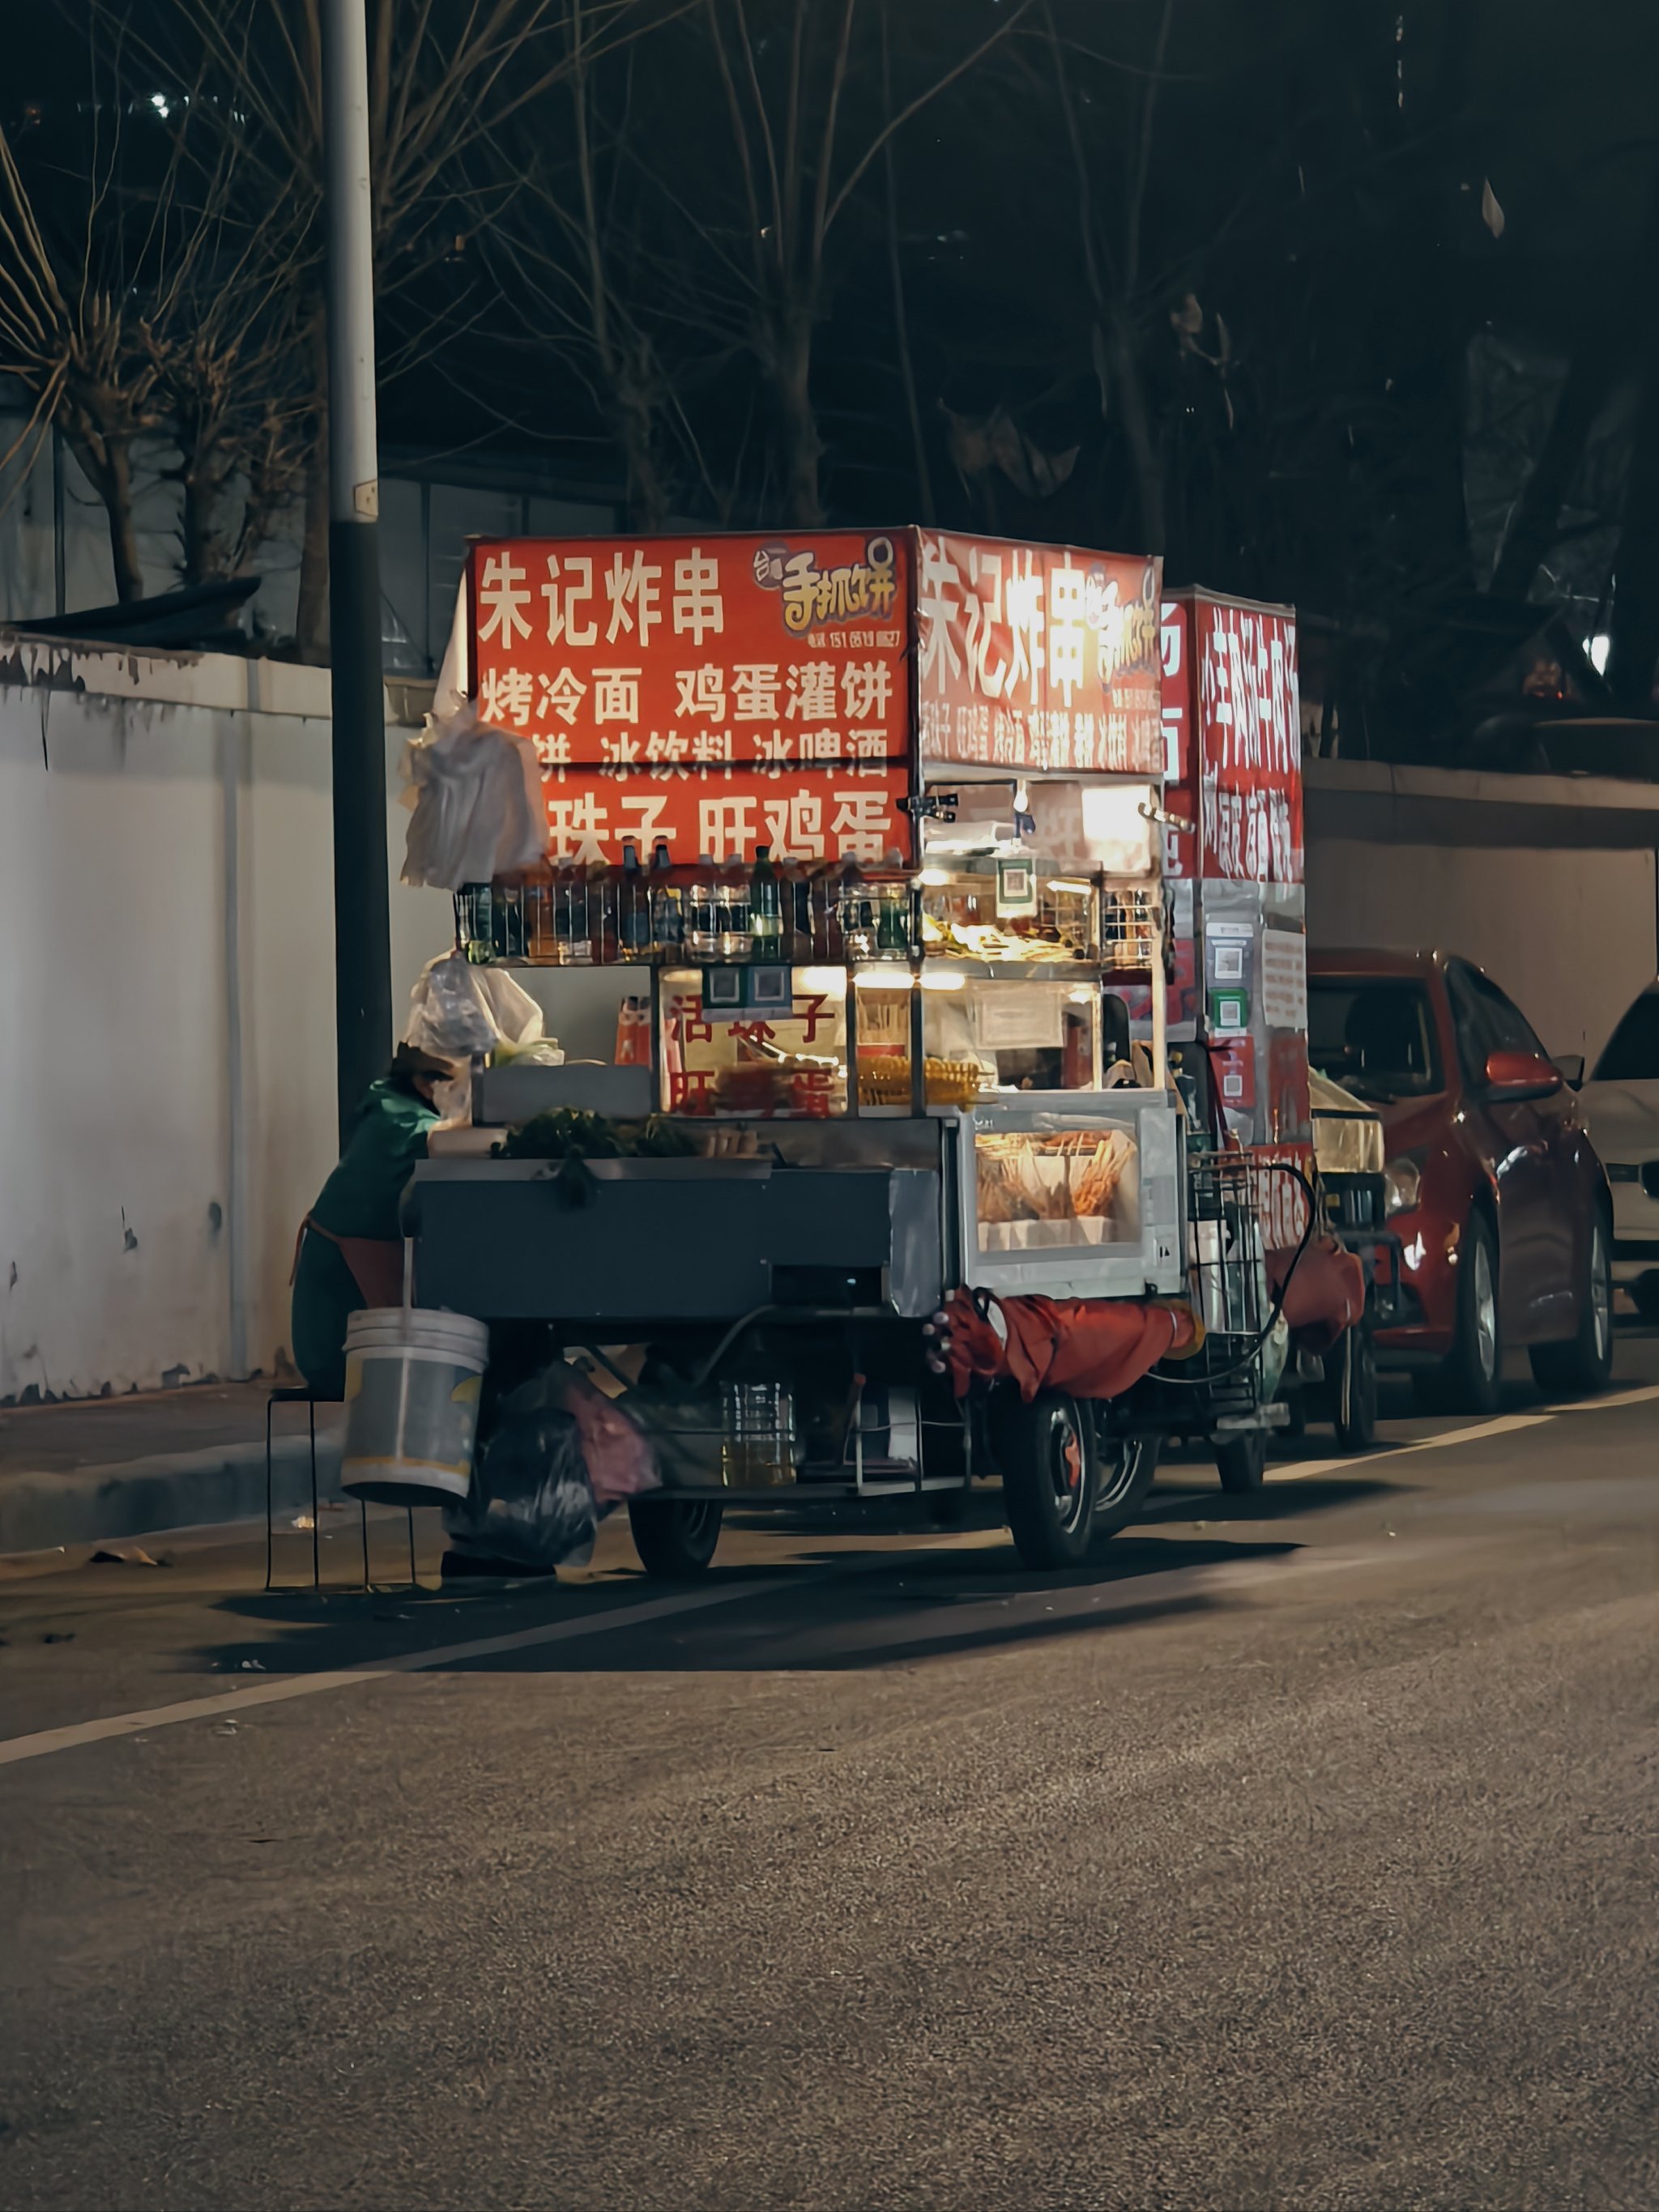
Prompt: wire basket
<box><xmin>1184</xmin><ymin>1149</ymin><xmax>1273</xmax><ymax>1343</ymax></box>
<box><xmin>1099</xmin><ymin>886</ymin><xmax>1160</xmax><ymax>969</ymax></box>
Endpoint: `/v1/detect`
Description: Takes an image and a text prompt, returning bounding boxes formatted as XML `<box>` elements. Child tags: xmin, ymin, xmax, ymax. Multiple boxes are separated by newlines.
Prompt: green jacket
<box><xmin>291</xmin><ymin>1078</ymin><xmax>437</xmax><ymax>1399</ymax></box>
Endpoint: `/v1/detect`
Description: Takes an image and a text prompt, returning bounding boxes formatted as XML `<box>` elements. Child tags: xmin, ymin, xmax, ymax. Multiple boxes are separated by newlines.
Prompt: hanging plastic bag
<box><xmin>441</xmin><ymin>1364</ymin><xmax>659</xmax><ymax>1571</ymax></box>
<box><xmin>442</xmin><ymin>1387</ymin><xmax>598</xmax><ymax>1571</ymax></box>
<box><xmin>404</xmin><ymin>955</ymin><xmax>550</xmax><ymax>1131</ymax></box>
<box><xmin>561</xmin><ymin>1366</ymin><xmax>658</xmax><ymax>1504</ymax></box>
<box><xmin>399</xmin><ymin>701</ymin><xmax>546</xmax><ymax>891</ymax></box>
<box><xmin>403</xmin><ymin>953</ymin><xmax>544</xmax><ymax>1062</ymax></box>
<box><xmin>471</xmin><ymin>966</ymin><xmax>545</xmax><ymax>1048</ymax></box>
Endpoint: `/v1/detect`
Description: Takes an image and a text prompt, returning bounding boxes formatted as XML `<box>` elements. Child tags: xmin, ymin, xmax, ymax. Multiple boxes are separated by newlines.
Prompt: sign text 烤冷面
<box><xmin>469</xmin><ymin>532</ymin><xmax>914</xmax><ymax>859</ymax></box>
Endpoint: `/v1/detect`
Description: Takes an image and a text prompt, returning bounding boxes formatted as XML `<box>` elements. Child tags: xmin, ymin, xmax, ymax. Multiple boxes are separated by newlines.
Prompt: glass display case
<box><xmin>958</xmin><ymin>1096</ymin><xmax>1186</xmax><ymax>1302</ymax></box>
<box><xmin>974</xmin><ymin>1123</ymin><xmax>1141</xmax><ymax>1253</ymax></box>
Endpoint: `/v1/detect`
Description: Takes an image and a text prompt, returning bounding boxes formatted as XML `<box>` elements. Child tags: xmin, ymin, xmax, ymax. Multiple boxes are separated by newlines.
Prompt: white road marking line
<box><xmin>0</xmin><ymin>1578</ymin><xmax>793</xmax><ymax>1770</ymax></box>
<box><xmin>0</xmin><ymin>1528</ymin><xmax>1092</xmax><ymax>1768</ymax></box>
<box><xmin>1265</xmin><ymin>1411</ymin><xmax>1555</xmax><ymax>1481</ymax></box>
<box><xmin>1542</xmin><ymin>1382</ymin><xmax>1659</xmax><ymax>1413</ymax></box>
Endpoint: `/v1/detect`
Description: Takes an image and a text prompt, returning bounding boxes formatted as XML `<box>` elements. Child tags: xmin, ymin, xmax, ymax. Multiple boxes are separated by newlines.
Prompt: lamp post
<box><xmin>322</xmin><ymin>0</ymin><xmax>392</xmax><ymax>1140</ymax></box>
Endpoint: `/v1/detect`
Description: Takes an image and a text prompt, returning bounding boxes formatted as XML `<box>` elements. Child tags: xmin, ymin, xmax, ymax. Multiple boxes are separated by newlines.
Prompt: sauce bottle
<box><xmin>649</xmin><ymin>839</ymin><xmax>684</xmax><ymax>958</ymax></box>
<box><xmin>617</xmin><ymin>839</ymin><xmax>651</xmax><ymax>961</ymax></box>
<box><xmin>748</xmin><ymin>844</ymin><xmax>783</xmax><ymax>955</ymax></box>
<box><xmin>685</xmin><ymin>854</ymin><xmax>719</xmax><ymax>961</ymax></box>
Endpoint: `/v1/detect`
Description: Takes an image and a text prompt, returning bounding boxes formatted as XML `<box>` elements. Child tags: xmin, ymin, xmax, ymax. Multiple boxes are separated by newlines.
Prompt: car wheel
<box><xmin>1328</xmin><ymin>1323</ymin><xmax>1379</xmax><ymax>1452</ymax></box>
<box><xmin>1415</xmin><ymin>1213</ymin><xmax>1501</xmax><ymax>1416</ymax></box>
<box><xmin>628</xmin><ymin>1498</ymin><xmax>723</xmax><ymax>1576</ymax></box>
<box><xmin>994</xmin><ymin>1389</ymin><xmax>1098</xmax><ymax>1569</ymax></box>
<box><xmin>1528</xmin><ymin>1213</ymin><xmax>1614</xmax><ymax>1398</ymax></box>
<box><xmin>1213</xmin><ymin>1429</ymin><xmax>1269</xmax><ymax>1492</ymax></box>
<box><xmin>1090</xmin><ymin>1431</ymin><xmax>1160</xmax><ymax>1541</ymax></box>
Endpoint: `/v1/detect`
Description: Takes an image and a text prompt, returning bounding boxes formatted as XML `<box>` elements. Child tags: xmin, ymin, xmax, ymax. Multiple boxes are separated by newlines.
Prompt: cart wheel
<box><xmin>628</xmin><ymin>1498</ymin><xmax>723</xmax><ymax>1577</ymax></box>
<box><xmin>923</xmin><ymin>1485</ymin><xmax>972</xmax><ymax>1526</ymax></box>
<box><xmin>1328</xmin><ymin>1323</ymin><xmax>1378</xmax><ymax>1452</ymax></box>
<box><xmin>1090</xmin><ymin>1432</ymin><xmax>1159</xmax><ymax>1541</ymax></box>
<box><xmin>993</xmin><ymin>1390</ymin><xmax>1098</xmax><ymax>1569</ymax></box>
<box><xmin>1213</xmin><ymin>1430</ymin><xmax>1269</xmax><ymax>1493</ymax></box>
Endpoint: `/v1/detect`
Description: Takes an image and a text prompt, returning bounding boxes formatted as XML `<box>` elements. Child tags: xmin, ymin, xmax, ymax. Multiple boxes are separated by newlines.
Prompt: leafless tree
<box><xmin>0</xmin><ymin>80</ymin><xmax>315</xmax><ymax>607</ymax></box>
<box><xmin>0</xmin><ymin>123</ymin><xmax>169</xmax><ymax>603</ymax></box>
<box><xmin>480</xmin><ymin>1</ymin><xmax>702</xmax><ymax>530</ymax></box>
<box><xmin>1039</xmin><ymin>0</ymin><xmax>1179</xmax><ymax>556</ymax></box>
<box><xmin>701</xmin><ymin>0</ymin><xmax>1033</xmax><ymax>526</ymax></box>
<box><xmin>173</xmin><ymin>0</ymin><xmax>667</xmax><ymax>654</ymax></box>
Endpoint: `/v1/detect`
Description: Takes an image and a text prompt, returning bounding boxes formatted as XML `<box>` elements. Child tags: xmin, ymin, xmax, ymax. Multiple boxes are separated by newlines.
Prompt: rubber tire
<box><xmin>1414</xmin><ymin>1212</ymin><xmax>1502</xmax><ymax>1416</ymax></box>
<box><xmin>1329</xmin><ymin>1323</ymin><xmax>1379</xmax><ymax>1453</ymax></box>
<box><xmin>628</xmin><ymin>1498</ymin><xmax>723</xmax><ymax>1576</ymax></box>
<box><xmin>1528</xmin><ymin>1213</ymin><xmax>1614</xmax><ymax>1398</ymax></box>
<box><xmin>1213</xmin><ymin>1430</ymin><xmax>1269</xmax><ymax>1493</ymax></box>
<box><xmin>1633</xmin><ymin>1277</ymin><xmax>1659</xmax><ymax>1326</ymax></box>
<box><xmin>1090</xmin><ymin>1432</ymin><xmax>1160</xmax><ymax>1541</ymax></box>
<box><xmin>994</xmin><ymin>1390</ymin><xmax>1098</xmax><ymax>1569</ymax></box>
<box><xmin>923</xmin><ymin>1485</ymin><xmax>971</xmax><ymax>1526</ymax></box>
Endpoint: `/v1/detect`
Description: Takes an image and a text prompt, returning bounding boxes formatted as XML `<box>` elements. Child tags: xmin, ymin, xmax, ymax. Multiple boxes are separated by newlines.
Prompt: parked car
<box><xmin>1576</xmin><ymin>981</ymin><xmax>1659</xmax><ymax>1323</ymax></box>
<box><xmin>1306</xmin><ymin>950</ymin><xmax>1613</xmax><ymax>1410</ymax></box>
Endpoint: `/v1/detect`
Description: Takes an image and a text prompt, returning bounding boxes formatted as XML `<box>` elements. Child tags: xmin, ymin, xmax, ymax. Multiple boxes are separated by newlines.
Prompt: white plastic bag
<box><xmin>404</xmin><ymin>953</ymin><xmax>544</xmax><ymax>1061</ymax></box>
<box><xmin>399</xmin><ymin>702</ymin><xmax>546</xmax><ymax>890</ymax></box>
<box><xmin>472</xmin><ymin>967</ymin><xmax>546</xmax><ymax>1047</ymax></box>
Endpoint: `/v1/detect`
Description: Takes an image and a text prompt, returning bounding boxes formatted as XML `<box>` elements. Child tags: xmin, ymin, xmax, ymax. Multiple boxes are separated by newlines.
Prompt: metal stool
<box><xmin>264</xmin><ymin>1388</ymin><xmax>421</xmax><ymax>1592</ymax></box>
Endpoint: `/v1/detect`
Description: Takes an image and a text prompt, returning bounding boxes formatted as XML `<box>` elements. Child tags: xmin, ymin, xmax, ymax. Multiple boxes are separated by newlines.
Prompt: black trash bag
<box><xmin>442</xmin><ymin>1379</ymin><xmax>598</xmax><ymax>1571</ymax></box>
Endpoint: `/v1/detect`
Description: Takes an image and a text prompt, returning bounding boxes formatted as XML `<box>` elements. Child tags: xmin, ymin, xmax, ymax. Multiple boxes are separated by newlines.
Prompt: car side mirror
<box><xmin>1484</xmin><ymin>1049</ymin><xmax>1563</xmax><ymax>1101</ymax></box>
<box><xmin>1551</xmin><ymin>1053</ymin><xmax>1585</xmax><ymax>1089</ymax></box>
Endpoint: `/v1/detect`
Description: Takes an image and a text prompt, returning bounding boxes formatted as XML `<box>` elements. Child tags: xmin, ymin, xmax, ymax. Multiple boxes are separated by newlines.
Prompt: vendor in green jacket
<box><xmin>291</xmin><ymin>1043</ymin><xmax>453</xmax><ymax>1400</ymax></box>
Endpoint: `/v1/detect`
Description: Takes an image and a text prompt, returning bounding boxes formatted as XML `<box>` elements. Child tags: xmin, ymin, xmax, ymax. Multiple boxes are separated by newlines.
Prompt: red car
<box><xmin>1307</xmin><ymin>950</ymin><xmax>1613</xmax><ymax>1410</ymax></box>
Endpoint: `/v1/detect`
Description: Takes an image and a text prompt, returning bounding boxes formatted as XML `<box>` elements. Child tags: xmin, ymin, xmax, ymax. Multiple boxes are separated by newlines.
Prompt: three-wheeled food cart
<box><xmin>399</xmin><ymin>530</ymin><xmax>1360</xmax><ymax>1571</ymax></box>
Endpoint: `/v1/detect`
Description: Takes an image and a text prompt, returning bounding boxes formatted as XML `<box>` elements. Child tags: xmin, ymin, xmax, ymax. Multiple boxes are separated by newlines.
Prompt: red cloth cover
<box><xmin>1265</xmin><ymin>1235</ymin><xmax>1367</xmax><ymax>1356</ymax></box>
<box><xmin>946</xmin><ymin>1290</ymin><xmax>1198</xmax><ymax>1403</ymax></box>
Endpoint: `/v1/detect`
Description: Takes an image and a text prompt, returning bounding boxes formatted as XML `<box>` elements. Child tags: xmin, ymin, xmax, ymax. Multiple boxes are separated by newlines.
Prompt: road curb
<box><xmin>0</xmin><ymin>1434</ymin><xmax>348</xmax><ymax>1557</ymax></box>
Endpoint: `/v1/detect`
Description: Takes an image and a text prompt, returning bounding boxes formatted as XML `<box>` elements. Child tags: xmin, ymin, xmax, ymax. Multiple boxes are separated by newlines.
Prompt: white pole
<box><xmin>324</xmin><ymin>0</ymin><xmax>379</xmax><ymax>531</ymax></box>
<box><xmin>322</xmin><ymin>0</ymin><xmax>392</xmax><ymax>1141</ymax></box>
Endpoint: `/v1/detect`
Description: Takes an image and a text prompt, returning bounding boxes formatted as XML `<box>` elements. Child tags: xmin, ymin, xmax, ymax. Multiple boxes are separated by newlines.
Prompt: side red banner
<box><xmin>913</xmin><ymin>531</ymin><xmax>1162</xmax><ymax>775</ymax></box>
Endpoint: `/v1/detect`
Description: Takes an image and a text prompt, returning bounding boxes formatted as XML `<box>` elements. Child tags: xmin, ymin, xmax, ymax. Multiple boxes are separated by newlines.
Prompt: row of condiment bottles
<box><xmin>456</xmin><ymin>844</ymin><xmax>915</xmax><ymax>966</ymax></box>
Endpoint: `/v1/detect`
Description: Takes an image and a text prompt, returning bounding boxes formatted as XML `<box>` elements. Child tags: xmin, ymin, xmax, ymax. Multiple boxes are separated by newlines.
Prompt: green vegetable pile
<box><xmin>494</xmin><ymin>1108</ymin><xmax>695</xmax><ymax>1206</ymax></box>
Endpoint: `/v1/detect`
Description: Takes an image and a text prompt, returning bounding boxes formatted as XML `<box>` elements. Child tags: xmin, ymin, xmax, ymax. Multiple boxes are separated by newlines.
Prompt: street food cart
<box><xmin>401</xmin><ymin>531</ymin><xmax>1356</xmax><ymax>1571</ymax></box>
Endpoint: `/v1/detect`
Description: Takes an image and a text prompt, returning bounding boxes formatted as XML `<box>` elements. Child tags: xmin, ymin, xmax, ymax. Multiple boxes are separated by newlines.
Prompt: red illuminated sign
<box><xmin>539</xmin><ymin>761</ymin><xmax>913</xmax><ymax>865</ymax></box>
<box><xmin>466</xmin><ymin>526</ymin><xmax>1174</xmax><ymax>862</ymax></box>
<box><xmin>469</xmin><ymin>531</ymin><xmax>913</xmax><ymax>860</ymax></box>
<box><xmin>1160</xmin><ymin>590</ymin><xmax>1302</xmax><ymax>884</ymax></box>
<box><xmin>914</xmin><ymin>531</ymin><xmax>1162</xmax><ymax>775</ymax></box>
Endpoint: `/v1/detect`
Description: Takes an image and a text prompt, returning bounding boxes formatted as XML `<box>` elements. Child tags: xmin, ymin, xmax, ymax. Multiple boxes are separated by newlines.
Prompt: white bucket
<box><xmin>340</xmin><ymin>1306</ymin><xmax>490</xmax><ymax>1507</ymax></box>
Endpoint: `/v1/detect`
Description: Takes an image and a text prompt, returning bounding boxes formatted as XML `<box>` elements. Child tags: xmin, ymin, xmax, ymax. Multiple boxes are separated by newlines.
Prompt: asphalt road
<box><xmin>2</xmin><ymin>1342</ymin><xmax>1657</xmax><ymax>2212</ymax></box>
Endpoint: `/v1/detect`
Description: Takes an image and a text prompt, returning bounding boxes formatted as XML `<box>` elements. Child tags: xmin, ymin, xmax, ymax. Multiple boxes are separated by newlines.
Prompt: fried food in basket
<box><xmin>975</xmin><ymin>1154</ymin><xmax>1018</xmax><ymax>1223</ymax></box>
<box><xmin>859</xmin><ymin>1056</ymin><xmax>984</xmax><ymax>1108</ymax></box>
<box><xmin>1022</xmin><ymin>1149</ymin><xmax>1076</xmax><ymax>1219</ymax></box>
<box><xmin>1069</xmin><ymin>1127</ymin><xmax>1136</xmax><ymax>1216</ymax></box>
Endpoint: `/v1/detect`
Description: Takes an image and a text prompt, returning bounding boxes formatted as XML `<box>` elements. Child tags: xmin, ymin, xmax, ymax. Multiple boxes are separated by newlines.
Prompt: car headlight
<box><xmin>1384</xmin><ymin>1153</ymin><xmax>1425</xmax><ymax>1217</ymax></box>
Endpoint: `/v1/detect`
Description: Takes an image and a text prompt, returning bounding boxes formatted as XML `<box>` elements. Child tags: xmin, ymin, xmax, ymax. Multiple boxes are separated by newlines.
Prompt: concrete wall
<box><xmin>0</xmin><ymin>640</ymin><xmax>453</xmax><ymax>1400</ymax></box>
<box><xmin>1306</xmin><ymin>840</ymin><xmax>1657</xmax><ymax>1062</ymax></box>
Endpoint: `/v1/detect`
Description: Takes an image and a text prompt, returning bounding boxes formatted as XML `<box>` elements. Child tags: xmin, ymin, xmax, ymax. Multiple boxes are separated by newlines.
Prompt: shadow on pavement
<box><xmin>190</xmin><ymin>1529</ymin><xmax>1300</xmax><ymax>1679</ymax></box>
<box><xmin>1144</xmin><ymin>1475</ymin><xmax>1414</xmax><ymax>1524</ymax></box>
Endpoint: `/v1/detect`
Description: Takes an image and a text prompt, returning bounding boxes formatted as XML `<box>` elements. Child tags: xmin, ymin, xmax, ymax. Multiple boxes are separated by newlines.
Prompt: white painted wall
<box><xmin>1306</xmin><ymin>840</ymin><xmax>1657</xmax><ymax>1063</ymax></box>
<box><xmin>0</xmin><ymin>641</ymin><xmax>453</xmax><ymax>1400</ymax></box>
